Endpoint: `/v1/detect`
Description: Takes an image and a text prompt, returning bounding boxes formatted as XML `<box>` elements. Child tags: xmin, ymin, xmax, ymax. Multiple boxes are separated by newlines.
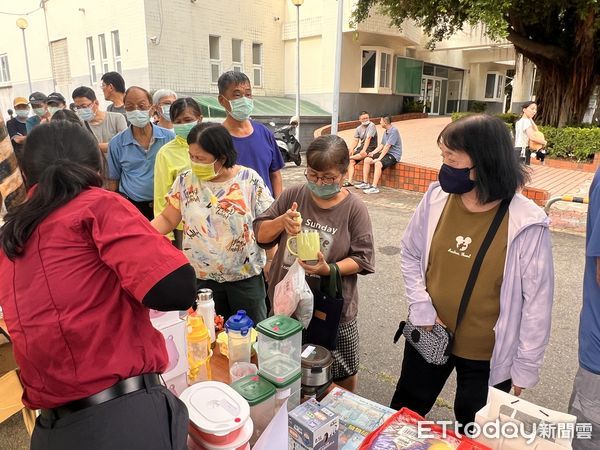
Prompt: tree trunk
<box><xmin>509</xmin><ymin>8</ymin><xmax>598</xmax><ymax>127</ymax></box>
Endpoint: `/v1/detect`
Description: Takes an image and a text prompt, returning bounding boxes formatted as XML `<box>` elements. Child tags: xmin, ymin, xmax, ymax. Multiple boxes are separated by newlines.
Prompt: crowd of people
<box><xmin>0</xmin><ymin>68</ymin><xmax>597</xmax><ymax>450</ymax></box>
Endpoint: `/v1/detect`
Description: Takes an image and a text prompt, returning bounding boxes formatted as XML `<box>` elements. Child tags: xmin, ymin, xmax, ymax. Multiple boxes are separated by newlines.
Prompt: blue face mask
<box><xmin>126</xmin><ymin>109</ymin><xmax>151</xmax><ymax>128</ymax></box>
<box><xmin>173</xmin><ymin>122</ymin><xmax>197</xmax><ymax>139</ymax></box>
<box><xmin>76</xmin><ymin>107</ymin><xmax>95</xmax><ymax>122</ymax></box>
<box><xmin>161</xmin><ymin>105</ymin><xmax>172</xmax><ymax>122</ymax></box>
<box><xmin>438</xmin><ymin>164</ymin><xmax>475</xmax><ymax>194</ymax></box>
<box><xmin>15</xmin><ymin>109</ymin><xmax>29</xmax><ymax>119</ymax></box>
<box><xmin>306</xmin><ymin>181</ymin><xmax>341</xmax><ymax>199</ymax></box>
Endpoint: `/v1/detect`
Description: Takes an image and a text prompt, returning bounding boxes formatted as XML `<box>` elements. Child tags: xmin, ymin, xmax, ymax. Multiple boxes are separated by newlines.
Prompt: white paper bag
<box><xmin>474</xmin><ymin>387</ymin><xmax>577</xmax><ymax>450</ymax></box>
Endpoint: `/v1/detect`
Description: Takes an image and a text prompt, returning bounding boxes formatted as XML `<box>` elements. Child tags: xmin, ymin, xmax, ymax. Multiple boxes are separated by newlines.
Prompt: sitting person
<box><xmin>344</xmin><ymin>111</ymin><xmax>378</xmax><ymax>186</ymax></box>
<box><xmin>356</xmin><ymin>116</ymin><xmax>402</xmax><ymax>194</ymax></box>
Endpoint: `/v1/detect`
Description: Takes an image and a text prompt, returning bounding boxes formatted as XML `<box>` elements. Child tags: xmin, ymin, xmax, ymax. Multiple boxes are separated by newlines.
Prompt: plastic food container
<box><xmin>261</xmin><ymin>371</ymin><xmax>302</xmax><ymax>412</ymax></box>
<box><xmin>216</xmin><ymin>329</ymin><xmax>257</xmax><ymax>359</ymax></box>
<box><xmin>256</xmin><ymin>316</ymin><xmax>303</xmax><ymax>384</ymax></box>
<box><xmin>225</xmin><ymin>311</ymin><xmax>254</xmax><ymax>370</ymax></box>
<box><xmin>229</xmin><ymin>362</ymin><xmax>258</xmax><ymax>383</ymax></box>
<box><xmin>189</xmin><ymin>417</ymin><xmax>253</xmax><ymax>450</ymax></box>
<box><xmin>232</xmin><ymin>375</ymin><xmax>276</xmax><ymax>445</ymax></box>
<box><xmin>181</xmin><ymin>381</ymin><xmax>250</xmax><ymax>445</ymax></box>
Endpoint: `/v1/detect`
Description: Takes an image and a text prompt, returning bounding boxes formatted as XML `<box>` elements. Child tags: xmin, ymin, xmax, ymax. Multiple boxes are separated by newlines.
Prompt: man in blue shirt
<box><xmin>356</xmin><ymin>116</ymin><xmax>402</xmax><ymax>194</ymax></box>
<box><xmin>218</xmin><ymin>71</ymin><xmax>284</xmax><ymax>198</ymax></box>
<box><xmin>569</xmin><ymin>168</ymin><xmax>600</xmax><ymax>448</ymax></box>
<box><xmin>25</xmin><ymin>92</ymin><xmax>51</xmax><ymax>133</ymax></box>
<box><xmin>107</xmin><ymin>86</ymin><xmax>175</xmax><ymax>220</ymax></box>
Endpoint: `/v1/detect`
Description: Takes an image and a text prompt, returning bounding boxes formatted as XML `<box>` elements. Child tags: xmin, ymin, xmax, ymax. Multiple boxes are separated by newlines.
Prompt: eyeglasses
<box><xmin>72</xmin><ymin>103</ymin><xmax>94</xmax><ymax>111</ymax></box>
<box><xmin>304</xmin><ymin>170</ymin><xmax>340</xmax><ymax>186</ymax></box>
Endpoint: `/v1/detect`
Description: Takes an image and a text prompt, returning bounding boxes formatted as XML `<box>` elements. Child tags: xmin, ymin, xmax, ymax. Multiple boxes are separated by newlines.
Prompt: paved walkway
<box><xmin>338</xmin><ymin>117</ymin><xmax>593</xmax><ymax>233</ymax></box>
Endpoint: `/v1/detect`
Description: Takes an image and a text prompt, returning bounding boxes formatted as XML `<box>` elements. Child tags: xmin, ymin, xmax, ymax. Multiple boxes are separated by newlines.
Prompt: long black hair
<box><xmin>0</xmin><ymin>121</ymin><xmax>103</xmax><ymax>259</ymax></box>
<box><xmin>438</xmin><ymin>114</ymin><xmax>529</xmax><ymax>203</ymax></box>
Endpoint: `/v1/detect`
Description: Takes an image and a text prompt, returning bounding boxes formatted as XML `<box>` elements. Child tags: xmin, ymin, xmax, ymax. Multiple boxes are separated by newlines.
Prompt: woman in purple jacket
<box><xmin>391</xmin><ymin>114</ymin><xmax>554</xmax><ymax>434</ymax></box>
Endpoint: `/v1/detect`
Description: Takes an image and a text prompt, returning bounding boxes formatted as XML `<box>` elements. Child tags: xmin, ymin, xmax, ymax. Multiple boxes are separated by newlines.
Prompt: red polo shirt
<box><xmin>0</xmin><ymin>187</ymin><xmax>189</xmax><ymax>409</ymax></box>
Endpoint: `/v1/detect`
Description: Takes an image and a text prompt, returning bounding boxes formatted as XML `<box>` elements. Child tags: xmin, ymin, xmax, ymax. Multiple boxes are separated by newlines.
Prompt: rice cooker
<box><xmin>301</xmin><ymin>344</ymin><xmax>333</xmax><ymax>387</ymax></box>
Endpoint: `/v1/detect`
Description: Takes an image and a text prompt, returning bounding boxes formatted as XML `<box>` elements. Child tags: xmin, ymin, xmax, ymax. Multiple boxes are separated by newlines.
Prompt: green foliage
<box><xmin>403</xmin><ymin>98</ymin><xmax>425</xmax><ymax>113</ymax></box>
<box><xmin>495</xmin><ymin>113</ymin><xmax>519</xmax><ymax>127</ymax></box>
<box><xmin>470</xmin><ymin>101</ymin><xmax>487</xmax><ymax>113</ymax></box>
<box><xmin>538</xmin><ymin>126</ymin><xmax>600</xmax><ymax>162</ymax></box>
<box><xmin>451</xmin><ymin>112</ymin><xmax>473</xmax><ymax>122</ymax></box>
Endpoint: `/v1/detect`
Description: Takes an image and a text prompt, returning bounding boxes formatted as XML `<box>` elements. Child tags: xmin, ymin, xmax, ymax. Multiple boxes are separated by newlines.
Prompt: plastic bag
<box><xmin>273</xmin><ymin>260</ymin><xmax>313</xmax><ymax>328</ymax></box>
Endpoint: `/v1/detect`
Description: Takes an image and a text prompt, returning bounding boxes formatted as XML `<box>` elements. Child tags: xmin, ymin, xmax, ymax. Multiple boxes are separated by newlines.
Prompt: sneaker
<box><xmin>355</xmin><ymin>182</ymin><xmax>370</xmax><ymax>189</ymax></box>
<box><xmin>363</xmin><ymin>187</ymin><xmax>380</xmax><ymax>194</ymax></box>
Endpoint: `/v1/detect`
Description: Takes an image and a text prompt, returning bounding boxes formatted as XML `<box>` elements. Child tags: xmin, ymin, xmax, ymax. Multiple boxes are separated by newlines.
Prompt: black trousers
<box><xmin>390</xmin><ymin>342</ymin><xmax>512</xmax><ymax>433</ymax></box>
<box><xmin>31</xmin><ymin>382</ymin><xmax>189</xmax><ymax>450</ymax></box>
<box><xmin>122</xmin><ymin>195</ymin><xmax>154</xmax><ymax>221</ymax></box>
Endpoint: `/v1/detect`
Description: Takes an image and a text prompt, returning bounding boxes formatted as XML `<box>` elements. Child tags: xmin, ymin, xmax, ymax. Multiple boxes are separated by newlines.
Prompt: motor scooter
<box><xmin>269</xmin><ymin>117</ymin><xmax>302</xmax><ymax>166</ymax></box>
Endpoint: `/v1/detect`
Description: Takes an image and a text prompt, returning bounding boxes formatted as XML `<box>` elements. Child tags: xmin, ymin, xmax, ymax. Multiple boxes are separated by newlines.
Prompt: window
<box><xmin>86</xmin><ymin>36</ymin><xmax>97</xmax><ymax>83</ymax></box>
<box><xmin>209</xmin><ymin>35</ymin><xmax>221</xmax><ymax>83</ymax></box>
<box><xmin>379</xmin><ymin>52</ymin><xmax>391</xmax><ymax>88</ymax></box>
<box><xmin>98</xmin><ymin>34</ymin><xmax>109</xmax><ymax>73</ymax></box>
<box><xmin>232</xmin><ymin>39</ymin><xmax>242</xmax><ymax>72</ymax></box>
<box><xmin>405</xmin><ymin>47</ymin><xmax>416</xmax><ymax>58</ymax></box>
<box><xmin>252</xmin><ymin>43</ymin><xmax>262</xmax><ymax>87</ymax></box>
<box><xmin>111</xmin><ymin>30</ymin><xmax>122</xmax><ymax>74</ymax></box>
<box><xmin>360</xmin><ymin>46</ymin><xmax>394</xmax><ymax>93</ymax></box>
<box><xmin>0</xmin><ymin>54</ymin><xmax>10</xmax><ymax>83</ymax></box>
<box><xmin>484</xmin><ymin>72</ymin><xmax>505</xmax><ymax>100</ymax></box>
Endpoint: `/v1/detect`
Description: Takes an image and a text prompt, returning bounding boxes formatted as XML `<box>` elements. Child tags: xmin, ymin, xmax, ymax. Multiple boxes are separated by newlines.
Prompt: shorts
<box><xmin>370</xmin><ymin>152</ymin><xmax>397</xmax><ymax>169</ymax></box>
<box><xmin>331</xmin><ymin>319</ymin><xmax>359</xmax><ymax>380</ymax></box>
<box><xmin>353</xmin><ymin>141</ymin><xmax>377</xmax><ymax>155</ymax></box>
<box><xmin>569</xmin><ymin>366</ymin><xmax>600</xmax><ymax>448</ymax></box>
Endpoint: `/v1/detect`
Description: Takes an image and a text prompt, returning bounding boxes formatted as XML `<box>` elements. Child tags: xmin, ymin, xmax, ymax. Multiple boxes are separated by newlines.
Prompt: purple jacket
<box><xmin>401</xmin><ymin>183</ymin><xmax>554</xmax><ymax>388</ymax></box>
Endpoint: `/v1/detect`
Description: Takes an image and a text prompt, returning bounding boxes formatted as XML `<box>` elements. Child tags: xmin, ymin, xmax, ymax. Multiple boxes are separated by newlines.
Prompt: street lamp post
<box><xmin>292</xmin><ymin>0</ymin><xmax>303</xmax><ymax>137</ymax></box>
<box><xmin>16</xmin><ymin>18</ymin><xmax>33</xmax><ymax>94</ymax></box>
<box><xmin>331</xmin><ymin>0</ymin><xmax>343</xmax><ymax>135</ymax></box>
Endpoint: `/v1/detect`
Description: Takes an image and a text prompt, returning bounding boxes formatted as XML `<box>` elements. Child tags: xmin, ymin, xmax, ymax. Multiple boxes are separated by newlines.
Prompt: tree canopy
<box><xmin>353</xmin><ymin>0</ymin><xmax>600</xmax><ymax>126</ymax></box>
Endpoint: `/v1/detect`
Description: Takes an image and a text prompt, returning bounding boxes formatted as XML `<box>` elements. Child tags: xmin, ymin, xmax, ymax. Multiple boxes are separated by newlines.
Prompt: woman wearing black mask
<box><xmin>390</xmin><ymin>114</ymin><xmax>554</xmax><ymax>435</ymax></box>
<box><xmin>254</xmin><ymin>135</ymin><xmax>375</xmax><ymax>393</ymax></box>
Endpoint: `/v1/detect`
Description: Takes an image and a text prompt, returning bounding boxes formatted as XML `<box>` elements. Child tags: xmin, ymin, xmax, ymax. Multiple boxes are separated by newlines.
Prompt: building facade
<box><xmin>0</xmin><ymin>0</ymin><xmax>537</xmax><ymax>122</ymax></box>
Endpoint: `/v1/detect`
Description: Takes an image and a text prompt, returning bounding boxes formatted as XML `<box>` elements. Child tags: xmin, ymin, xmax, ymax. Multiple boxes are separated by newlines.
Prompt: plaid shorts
<box><xmin>331</xmin><ymin>319</ymin><xmax>359</xmax><ymax>380</ymax></box>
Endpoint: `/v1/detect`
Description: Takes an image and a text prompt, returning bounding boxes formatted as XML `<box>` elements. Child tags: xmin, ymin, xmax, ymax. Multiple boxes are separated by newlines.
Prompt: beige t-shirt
<box><xmin>254</xmin><ymin>184</ymin><xmax>375</xmax><ymax>323</ymax></box>
<box><xmin>426</xmin><ymin>195</ymin><xmax>508</xmax><ymax>360</ymax></box>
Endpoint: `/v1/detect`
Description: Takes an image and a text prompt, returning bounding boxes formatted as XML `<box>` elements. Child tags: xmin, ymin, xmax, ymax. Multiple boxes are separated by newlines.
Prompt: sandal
<box><xmin>342</xmin><ymin>181</ymin><xmax>353</xmax><ymax>187</ymax></box>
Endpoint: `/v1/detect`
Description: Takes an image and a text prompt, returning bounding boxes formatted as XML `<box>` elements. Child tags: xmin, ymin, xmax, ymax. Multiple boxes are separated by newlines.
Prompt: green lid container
<box><xmin>256</xmin><ymin>315</ymin><xmax>303</xmax><ymax>340</ymax></box>
<box><xmin>231</xmin><ymin>374</ymin><xmax>276</xmax><ymax>406</ymax></box>
<box><xmin>259</xmin><ymin>370</ymin><xmax>302</xmax><ymax>389</ymax></box>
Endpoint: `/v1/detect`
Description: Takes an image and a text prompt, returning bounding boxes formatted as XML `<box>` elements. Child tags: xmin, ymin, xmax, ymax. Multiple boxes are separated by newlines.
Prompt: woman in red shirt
<box><xmin>0</xmin><ymin>121</ymin><xmax>196</xmax><ymax>450</ymax></box>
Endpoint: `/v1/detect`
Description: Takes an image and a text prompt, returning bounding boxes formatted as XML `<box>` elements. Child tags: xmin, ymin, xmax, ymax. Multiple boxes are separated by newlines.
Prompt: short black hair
<box><xmin>217</xmin><ymin>71</ymin><xmax>251</xmax><ymax>95</ymax></box>
<box><xmin>306</xmin><ymin>135</ymin><xmax>350</xmax><ymax>174</ymax></box>
<box><xmin>100</xmin><ymin>72</ymin><xmax>126</xmax><ymax>93</ymax></box>
<box><xmin>170</xmin><ymin>97</ymin><xmax>203</xmax><ymax>122</ymax></box>
<box><xmin>187</xmin><ymin>123</ymin><xmax>236</xmax><ymax>168</ymax></box>
<box><xmin>438</xmin><ymin>114</ymin><xmax>529</xmax><ymax>203</ymax></box>
<box><xmin>382</xmin><ymin>115</ymin><xmax>392</xmax><ymax>125</ymax></box>
<box><xmin>359</xmin><ymin>111</ymin><xmax>369</xmax><ymax>117</ymax></box>
<box><xmin>72</xmin><ymin>86</ymin><xmax>96</xmax><ymax>101</ymax></box>
<box><xmin>124</xmin><ymin>86</ymin><xmax>153</xmax><ymax>104</ymax></box>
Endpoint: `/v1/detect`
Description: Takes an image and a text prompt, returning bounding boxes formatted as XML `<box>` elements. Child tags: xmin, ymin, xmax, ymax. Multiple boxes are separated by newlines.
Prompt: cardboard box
<box><xmin>150</xmin><ymin>310</ymin><xmax>183</xmax><ymax>329</ymax></box>
<box><xmin>288</xmin><ymin>398</ymin><xmax>339</xmax><ymax>450</ymax></box>
<box><xmin>157</xmin><ymin>319</ymin><xmax>188</xmax><ymax>380</ymax></box>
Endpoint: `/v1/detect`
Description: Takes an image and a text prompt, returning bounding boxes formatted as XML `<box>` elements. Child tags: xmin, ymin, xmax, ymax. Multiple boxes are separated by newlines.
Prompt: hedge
<box><xmin>451</xmin><ymin>113</ymin><xmax>600</xmax><ymax>162</ymax></box>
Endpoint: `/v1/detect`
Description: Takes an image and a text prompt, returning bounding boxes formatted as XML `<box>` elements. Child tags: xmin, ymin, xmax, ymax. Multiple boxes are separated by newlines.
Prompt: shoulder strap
<box><xmin>455</xmin><ymin>197</ymin><xmax>511</xmax><ymax>331</ymax></box>
<box><xmin>322</xmin><ymin>263</ymin><xmax>342</xmax><ymax>298</ymax></box>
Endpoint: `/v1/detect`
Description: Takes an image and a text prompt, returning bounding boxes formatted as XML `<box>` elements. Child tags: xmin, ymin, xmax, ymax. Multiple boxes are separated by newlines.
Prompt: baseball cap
<box><xmin>13</xmin><ymin>97</ymin><xmax>28</xmax><ymax>107</ymax></box>
<box><xmin>47</xmin><ymin>92</ymin><xmax>66</xmax><ymax>105</ymax></box>
<box><xmin>28</xmin><ymin>92</ymin><xmax>48</xmax><ymax>104</ymax></box>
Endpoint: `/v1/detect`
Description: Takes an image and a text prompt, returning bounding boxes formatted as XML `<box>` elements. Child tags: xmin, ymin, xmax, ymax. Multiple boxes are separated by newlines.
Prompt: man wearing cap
<box><xmin>26</xmin><ymin>92</ymin><xmax>51</xmax><ymax>133</ymax></box>
<box><xmin>47</xmin><ymin>92</ymin><xmax>67</xmax><ymax>116</ymax></box>
<box><xmin>6</xmin><ymin>97</ymin><xmax>29</xmax><ymax>157</ymax></box>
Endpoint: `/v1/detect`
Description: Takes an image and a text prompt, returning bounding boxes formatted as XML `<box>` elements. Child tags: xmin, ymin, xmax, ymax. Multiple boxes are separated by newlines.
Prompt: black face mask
<box><xmin>438</xmin><ymin>164</ymin><xmax>475</xmax><ymax>194</ymax></box>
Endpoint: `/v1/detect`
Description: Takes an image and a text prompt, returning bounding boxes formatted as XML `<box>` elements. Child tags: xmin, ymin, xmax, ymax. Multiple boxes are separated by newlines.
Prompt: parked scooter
<box><xmin>269</xmin><ymin>116</ymin><xmax>302</xmax><ymax>166</ymax></box>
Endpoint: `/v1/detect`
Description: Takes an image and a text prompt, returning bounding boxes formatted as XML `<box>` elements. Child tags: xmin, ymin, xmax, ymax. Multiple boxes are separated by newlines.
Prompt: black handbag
<box><xmin>394</xmin><ymin>197</ymin><xmax>511</xmax><ymax>365</ymax></box>
<box><xmin>305</xmin><ymin>263</ymin><xmax>344</xmax><ymax>351</ymax></box>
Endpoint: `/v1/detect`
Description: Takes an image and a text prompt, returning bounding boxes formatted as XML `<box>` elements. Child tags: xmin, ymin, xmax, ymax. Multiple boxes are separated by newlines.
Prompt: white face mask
<box><xmin>361</xmin><ymin>120</ymin><xmax>370</xmax><ymax>126</ymax></box>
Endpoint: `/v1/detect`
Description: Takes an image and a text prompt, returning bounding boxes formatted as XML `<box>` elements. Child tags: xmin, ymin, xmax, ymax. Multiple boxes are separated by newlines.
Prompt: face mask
<box><xmin>438</xmin><ymin>164</ymin><xmax>475</xmax><ymax>194</ymax></box>
<box><xmin>227</xmin><ymin>97</ymin><xmax>254</xmax><ymax>121</ymax></box>
<box><xmin>174</xmin><ymin>122</ymin><xmax>197</xmax><ymax>140</ymax></box>
<box><xmin>161</xmin><ymin>105</ymin><xmax>172</xmax><ymax>122</ymax></box>
<box><xmin>77</xmin><ymin>107</ymin><xmax>95</xmax><ymax>122</ymax></box>
<box><xmin>33</xmin><ymin>108</ymin><xmax>46</xmax><ymax>117</ymax></box>
<box><xmin>48</xmin><ymin>106</ymin><xmax>61</xmax><ymax>116</ymax></box>
<box><xmin>15</xmin><ymin>109</ymin><xmax>29</xmax><ymax>119</ymax></box>
<box><xmin>191</xmin><ymin>160</ymin><xmax>220</xmax><ymax>181</ymax></box>
<box><xmin>126</xmin><ymin>109</ymin><xmax>151</xmax><ymax>128</ymax></box>
<box><xmin>361</xmin><ymin>120</ymin><xmax>370</xmax><ymax>126</ymax></box>
<box><xmin>306</xmin><ymin>181</ymin><xmax>341</xmax><ymax>199</ymax></box>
